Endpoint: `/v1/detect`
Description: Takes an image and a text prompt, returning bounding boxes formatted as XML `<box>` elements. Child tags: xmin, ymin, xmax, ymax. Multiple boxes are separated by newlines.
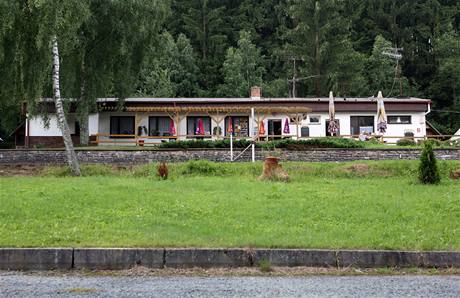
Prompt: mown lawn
<box><xmin>0</xmin><ymin>161</ymin><xmax>459</xmax><ymax>250</ymax></box>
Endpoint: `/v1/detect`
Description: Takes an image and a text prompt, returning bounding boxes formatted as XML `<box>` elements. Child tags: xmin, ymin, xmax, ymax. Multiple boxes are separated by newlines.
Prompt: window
<box><xmin>309</xmin><ymin>115</ymin><xmax>321</xmax><ymax>125</ymax></box>
<box><xmin>350</xmin><ymin>116</ymin><xmax>374</xmax><ymax>135</ymax></box>
<box><xmin>388</xmin><ymin>116</ymin><xmax>411</xmax><ymax>124</ymax></box>
<box><xmin>110</xmin><ymin>116</ymin><xmax>135</xmax><ymax>137</ymax></box>
<box><xmin>225</xmin><ymin>116</ymin><xmax>249</xmax><ymax>137</ymax></box>
<box><xmin>187</xmin><ymin>116</ymin><xmax>211</xmax><ymax>137</ymax></box>
<box><xmin>149</xmin><ymin>116</ymin><xmax>171</xmax><ymax>136</ymax></box>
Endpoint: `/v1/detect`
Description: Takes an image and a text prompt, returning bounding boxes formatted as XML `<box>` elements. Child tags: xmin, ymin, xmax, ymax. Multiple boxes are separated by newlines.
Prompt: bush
<box><xmin>260</xmin><ymin>137</ymin><xmax>365</xmax><ymax>149</ymax></box>
<box><xmin>158</xmin><ymin>138</ymin><xmax>365</xmax><ymax>150</ymax></box>
<box><xmin>397</xmin><ymin>138</ymin><xmax>416</xmax><ymax>146</ymax></box>
<box><xmin>158</xmin><ymin>139</ymin><xmax>252</xmax><ymax>149</ymax></box>
<box><xmin>418</xmin><ymin>141</ymin><xmax>441</xmax><ymax>184</ymax></box>
<box><xmin>183</xmin><ymin>160</ymin><xmax>219</xmax><ymax>175</ymax></box>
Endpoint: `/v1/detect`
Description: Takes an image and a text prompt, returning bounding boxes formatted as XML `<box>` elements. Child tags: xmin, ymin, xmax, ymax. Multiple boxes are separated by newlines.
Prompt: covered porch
<box><xmin>92</xmin><ymin>106</ymin><xmax>312</xmax><ymax>146</ymax></box>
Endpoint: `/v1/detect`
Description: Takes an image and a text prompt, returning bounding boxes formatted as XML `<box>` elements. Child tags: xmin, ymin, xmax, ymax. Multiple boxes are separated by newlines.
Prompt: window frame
<box><xmin>148</xmin><ymin>116</ymin><xmax>172</xmax><ymax>137</ymax></box>
<box><xmin>350</xmin><ymin>116</ymin><xmax>374</xmax><ymax>136</ymax></box>
<box><xmin>186</xmin><ymin>116</ymin><xmax>212</xmax><ymax>138</ymax></box>
<box><xmin>387</xmin><ymin>116</ymin><xmax>412</xmax><ymax>125</ymax></box>
<box><xmin>309</xmin><ymin>115</ymin><xmax>321</xmax><ymax>125</ymax></box>
<box><xmin>109</xmin><ymin>116</ymin><xmax>135</xmax><ymax>138</ymax></box>
<box><xmin>224</xmin><ymin>116</ymin><xmax>249</xmax><ymax>137</ymax></box>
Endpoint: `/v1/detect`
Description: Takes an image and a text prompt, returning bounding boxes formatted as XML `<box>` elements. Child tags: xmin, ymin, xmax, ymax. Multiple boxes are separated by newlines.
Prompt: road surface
<box><xmin>0</xmin><ymin>273</ymin><xmax>459</xmax><ymax>297</ymax></box>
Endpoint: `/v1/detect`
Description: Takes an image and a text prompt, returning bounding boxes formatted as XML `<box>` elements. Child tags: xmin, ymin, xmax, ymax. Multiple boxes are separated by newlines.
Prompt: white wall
<box><xmin>30</xmin><ymin>113</ymin><xmax>100</xmax><ymax>136</ymax></box>
<box><xmin>29</xmin><ymin>111</ymin><xmax>427</xmax><ymax>144</ymax></box>
<box><xmin>29</xmin><ymin>115</ymin><xmax>76</xmax><ymax>136</ymax></box>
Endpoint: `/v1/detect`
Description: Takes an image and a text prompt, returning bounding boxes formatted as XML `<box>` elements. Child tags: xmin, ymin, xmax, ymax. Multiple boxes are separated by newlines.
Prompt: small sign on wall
<box><xmin>417</xmin><ymin>128</ymin><xmax>421</xmax><ymax>133</ymax></box>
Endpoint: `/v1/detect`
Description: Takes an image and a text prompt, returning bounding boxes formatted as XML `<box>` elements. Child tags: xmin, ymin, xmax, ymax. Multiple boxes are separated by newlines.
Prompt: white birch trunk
<box><xmin>52</xmin><ymin>35</ymin><xmax>81</xmax><ymax>176</ymax></box>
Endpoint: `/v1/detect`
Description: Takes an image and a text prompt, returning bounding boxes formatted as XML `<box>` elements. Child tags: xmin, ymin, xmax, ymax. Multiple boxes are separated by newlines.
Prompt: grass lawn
<box><xmin>0</xmin><ymin>161</ymin><xmax>459</xmax><ymax>250</ymax></box>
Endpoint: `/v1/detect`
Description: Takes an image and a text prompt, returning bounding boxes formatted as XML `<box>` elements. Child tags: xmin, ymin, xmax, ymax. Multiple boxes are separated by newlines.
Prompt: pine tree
<box><xmin>218</xmin><ymin>30</ymin><xmax>265</xmax><ymax>97</ymax></box>
<box><xmin>418</xmin><ymin>140</ymin><xmax>441</xmax><ymax>184</ymax></box>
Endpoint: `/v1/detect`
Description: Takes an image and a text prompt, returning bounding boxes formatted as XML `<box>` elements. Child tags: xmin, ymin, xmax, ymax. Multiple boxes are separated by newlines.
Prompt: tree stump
<box><xmin>451</xmin><ymin>169</ymin><xmax>460</xmax><ymax>180</ymax></box>
<box><xmin>260</xmin><ymin>157</ymin><xmax>290</xmax><ymax>182</ymax></box>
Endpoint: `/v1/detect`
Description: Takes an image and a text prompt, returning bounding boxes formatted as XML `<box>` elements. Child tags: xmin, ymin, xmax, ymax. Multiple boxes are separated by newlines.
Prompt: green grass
<box><xmin>1</xmin><ymin>161</ymin><xmax>459</xmax><ymax>250</ymax></box>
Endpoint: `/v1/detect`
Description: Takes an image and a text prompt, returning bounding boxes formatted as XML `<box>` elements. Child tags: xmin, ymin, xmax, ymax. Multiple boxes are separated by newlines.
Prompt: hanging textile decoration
<box><xmin>258</xmin><ymin>120</ymin><xmax>266</xmax><ymax>135</ymax></box>
<box><xmin>227</xmin><ymin>117</ymin><xmax>233</xmax><ymax>134</ymax></box>
<box><xmin>283</xmin><ymin>118</ymin><xmax>290</xmax><ymax>134</ymax></box>
<box><xmin>196</xmin><ymin>118</ymin><xmax>205</xmax><ymax>135</ymax></box>
<box><xmin>169</xmin><ymin>119</ymin><xmax>176</xmax><ymax>135</ymax></box>
<box><xmin>327</xmin><ymin>91</ymin><xmax>339</xmax><ymax>136</ymax></box>
<box><xmin>377</xmin><ymin>91</ymin><xmax>387</xmax><ymax>134</ymax></box>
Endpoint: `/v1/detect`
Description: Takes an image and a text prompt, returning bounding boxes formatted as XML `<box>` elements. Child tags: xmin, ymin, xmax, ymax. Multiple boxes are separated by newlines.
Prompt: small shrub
<box><xmin>418</xmin><ymin>141</ymin><xmax>441</xmax><ymax>184</ymax></box>
<box><xmin>157</xmin><ymin>162</ymin><xmax>168</xmax><ymax>180</ymax></box>
<box><xmin>258</xmin><ymin>258</ymin><xmax>273</xmax><ymax>272</ymax></box>
<box><xmin>397</xmin><ymin>138</ymin><xmax>416</xmax><ymax>146</ymax></box>
<box><xmin>183</xmin><ymin>160</ymin><xmax>219</xmax><ymax>175</ymax></box>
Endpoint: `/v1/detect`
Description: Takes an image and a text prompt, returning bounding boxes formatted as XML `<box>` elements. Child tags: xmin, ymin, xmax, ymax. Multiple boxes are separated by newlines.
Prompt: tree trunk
<box><xmin>52</xmin><ymin>35</ymin><xmax>81</xmax><ymax>176</ymax></box>
<box><xmin>78</xmin><ymin>76</ymin><xmax>90</xmax><ymax>146</ymax></box>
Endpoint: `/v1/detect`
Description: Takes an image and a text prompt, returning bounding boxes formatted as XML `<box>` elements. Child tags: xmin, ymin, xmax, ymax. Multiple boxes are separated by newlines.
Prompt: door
<box><xmin>268</xmin><ymin>119</ymin><xmax>282</xmax><ymax>140</ymax></box>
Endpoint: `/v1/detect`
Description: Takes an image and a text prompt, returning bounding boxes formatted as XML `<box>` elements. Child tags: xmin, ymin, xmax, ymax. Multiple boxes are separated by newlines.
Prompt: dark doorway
<box><xmin>268</xmin><ymin>119</ymin><xmax>282</xmax><ymax>140</ymax></box>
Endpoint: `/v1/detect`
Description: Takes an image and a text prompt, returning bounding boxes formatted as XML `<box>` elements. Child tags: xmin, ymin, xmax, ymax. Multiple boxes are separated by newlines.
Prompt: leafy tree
<box><xmin>218</xmin><ymin>31</ymin><xmax>265</xmax><ymax>97</ymax></box>
<box><xmin>429</xmin><ymin>28</ymin><xmax>460</xmax><ymax>134</ymax></box>
<box><xmin>138</xmin><ymin>32</ymin><xmax>199</xmax><ymax>97</ymax></box>
<box><xmin>62</xmin><ymin>0</ymin><xmax>170</xmax><ymax>145</ymax></box>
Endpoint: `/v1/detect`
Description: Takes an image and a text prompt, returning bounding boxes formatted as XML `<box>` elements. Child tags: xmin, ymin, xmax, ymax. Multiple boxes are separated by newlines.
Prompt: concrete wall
<box><xmin>1</xmin><ymin>148</ymin><xmax>459</xmax><ymax>164</ymax></box>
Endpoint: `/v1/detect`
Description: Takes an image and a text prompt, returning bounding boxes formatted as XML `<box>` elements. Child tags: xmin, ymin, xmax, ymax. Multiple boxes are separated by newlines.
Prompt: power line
<box><xmin>431</xmin><ymin>109</ymin><xmax>460</xmax><ymax>114</ymax></box>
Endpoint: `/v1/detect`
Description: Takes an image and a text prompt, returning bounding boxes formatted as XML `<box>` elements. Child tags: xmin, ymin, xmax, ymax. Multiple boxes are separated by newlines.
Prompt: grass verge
<box><xmin>0</xmin><ymin>161</ymin><xmax>459</xmax><ymax>250</ymax></box>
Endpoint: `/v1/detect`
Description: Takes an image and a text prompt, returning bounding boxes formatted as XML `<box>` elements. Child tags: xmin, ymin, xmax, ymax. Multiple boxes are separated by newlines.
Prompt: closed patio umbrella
<box><xmin>169</xmin><ymin>119</ymin><xmax>176</xmax><ymax>135</ymax></box>
<box><xmin>327</xmin><ymin>91</ymin><xmax>339</xmax><ymax>136</ymax></box>
<box><xmin>377</xmin><ymin>91</ymin><xmax>387</xmax><ymax>134</ymax></box>
<box><xmin>196</xmin><ymin>118</ymin><xmax>205</xmax><ymax>135</ymax></box>
<box><xmin>258</xmin><ymin>120</ymin><xmax>265</xmax><ymax>135</ymax></box>
<box><xmin>283</xmin><ymin>118</ymin><xmax>290</xmax><ymax>134</ymax></box>
<box><xmin>227</xmin><ymin>117</ymin><xmax>233</xmax><ymax>134</ymax></box>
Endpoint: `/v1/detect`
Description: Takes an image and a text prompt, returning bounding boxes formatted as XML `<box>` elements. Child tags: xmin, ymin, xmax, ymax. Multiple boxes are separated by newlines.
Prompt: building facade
<box><xmin>23</xmin><ymin>87</ymin><xmax>432</xmax><ymax>148</ymax></box>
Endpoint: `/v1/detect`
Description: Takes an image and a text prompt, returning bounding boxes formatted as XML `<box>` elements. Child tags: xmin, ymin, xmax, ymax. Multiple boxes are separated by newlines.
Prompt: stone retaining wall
<box><xmin>1</xmin><ymin>248</ymin><xmax>459</xmax><ymax>270</ymax></box>
<box><xmin>1</xmin><ymin>148</ymin><xmax>460</xmax><ymax>164</ymax></box>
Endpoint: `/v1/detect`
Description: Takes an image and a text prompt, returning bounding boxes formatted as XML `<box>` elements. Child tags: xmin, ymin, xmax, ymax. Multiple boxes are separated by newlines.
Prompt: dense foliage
<box><xmin>418</xmin><ymin>140</ymin><xmax>441</xmax><ymax>184</ymax></box>
<box><xmin>157</xmin><ymin>137</ymin><xmax>365</xmax><ymax>149</ymax></box>
<box><xmin>1</xmin><ymin>0</ymin><xmax>460</xmax><ymax>139</ymax></box>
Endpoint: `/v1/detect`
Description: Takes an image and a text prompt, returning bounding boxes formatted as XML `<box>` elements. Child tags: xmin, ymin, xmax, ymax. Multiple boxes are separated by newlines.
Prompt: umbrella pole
<box><xmin>230</xmin><ymin>133</ymin><xmax>233</xmax><ymax>162</ymax></box>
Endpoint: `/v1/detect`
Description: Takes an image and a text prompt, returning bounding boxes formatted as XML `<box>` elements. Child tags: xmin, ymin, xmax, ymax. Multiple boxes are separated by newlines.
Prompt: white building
<box><xmin>21</xmin><ymin>87</ymin><xmax>432</xmax><ymax>147</ymax></box>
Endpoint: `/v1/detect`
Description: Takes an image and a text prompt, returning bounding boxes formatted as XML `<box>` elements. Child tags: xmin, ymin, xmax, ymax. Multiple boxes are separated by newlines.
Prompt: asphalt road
<box><xmin>0</xmin><ymin>274</ymin><xmax>459</xmax><ymax>298</ymax></box>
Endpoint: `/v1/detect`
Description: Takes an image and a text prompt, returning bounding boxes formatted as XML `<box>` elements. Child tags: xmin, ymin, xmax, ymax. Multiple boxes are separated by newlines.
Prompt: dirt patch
<box><xmin>0</xmin><ymin>165</ymin><xmax>46</xmax><ymax>176</ymax></box>
<box><xmin>342</xmin><ymin>163</ymin><xmax>392</xmax><ymax>177</ymax></box>
<box><xmin>344</xmin><ymin>163</ymin><xmax>371</xmax><ymax>174</ymax></box>
<box><xmin>451</xmin><ymin>169</ymin><xmax>460</xmax><ymax>180</ymax></box>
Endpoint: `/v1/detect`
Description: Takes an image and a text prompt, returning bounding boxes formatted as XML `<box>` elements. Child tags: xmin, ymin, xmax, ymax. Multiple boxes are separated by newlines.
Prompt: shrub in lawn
<box><xmin>157</xmin><ymin>162</ymin><xmax>168</xmax><ymax>180</ymax></box>
<box><xmin>418</xmin><ymin>141</ymin><xmax>441</xmax><ymax>184</ymax></box>
<box><xmin>397</xmin><ymin>138</ymin><xmax>416</xmax><ymax>146</ymax></box>
<box><xmin>183</xmin><ymin>160</ymin><xmax>219</xmax><ymax>175</ymax></box>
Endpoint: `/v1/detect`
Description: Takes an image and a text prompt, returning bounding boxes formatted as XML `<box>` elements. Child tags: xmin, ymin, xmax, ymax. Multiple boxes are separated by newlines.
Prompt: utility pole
<box><xmin>286</xmin><ymin>56</ymin><xmax>303</xmax><ymax>98</ymax></box>
<box><xmin>286</xmin><ymin>56</ymin><xmax>321</xmax><ymax>98</ymax></box>
<box><xmin>382</xmin><ymin>46</ymin><xmax>404</xmax><ymax>97</ymax></box>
